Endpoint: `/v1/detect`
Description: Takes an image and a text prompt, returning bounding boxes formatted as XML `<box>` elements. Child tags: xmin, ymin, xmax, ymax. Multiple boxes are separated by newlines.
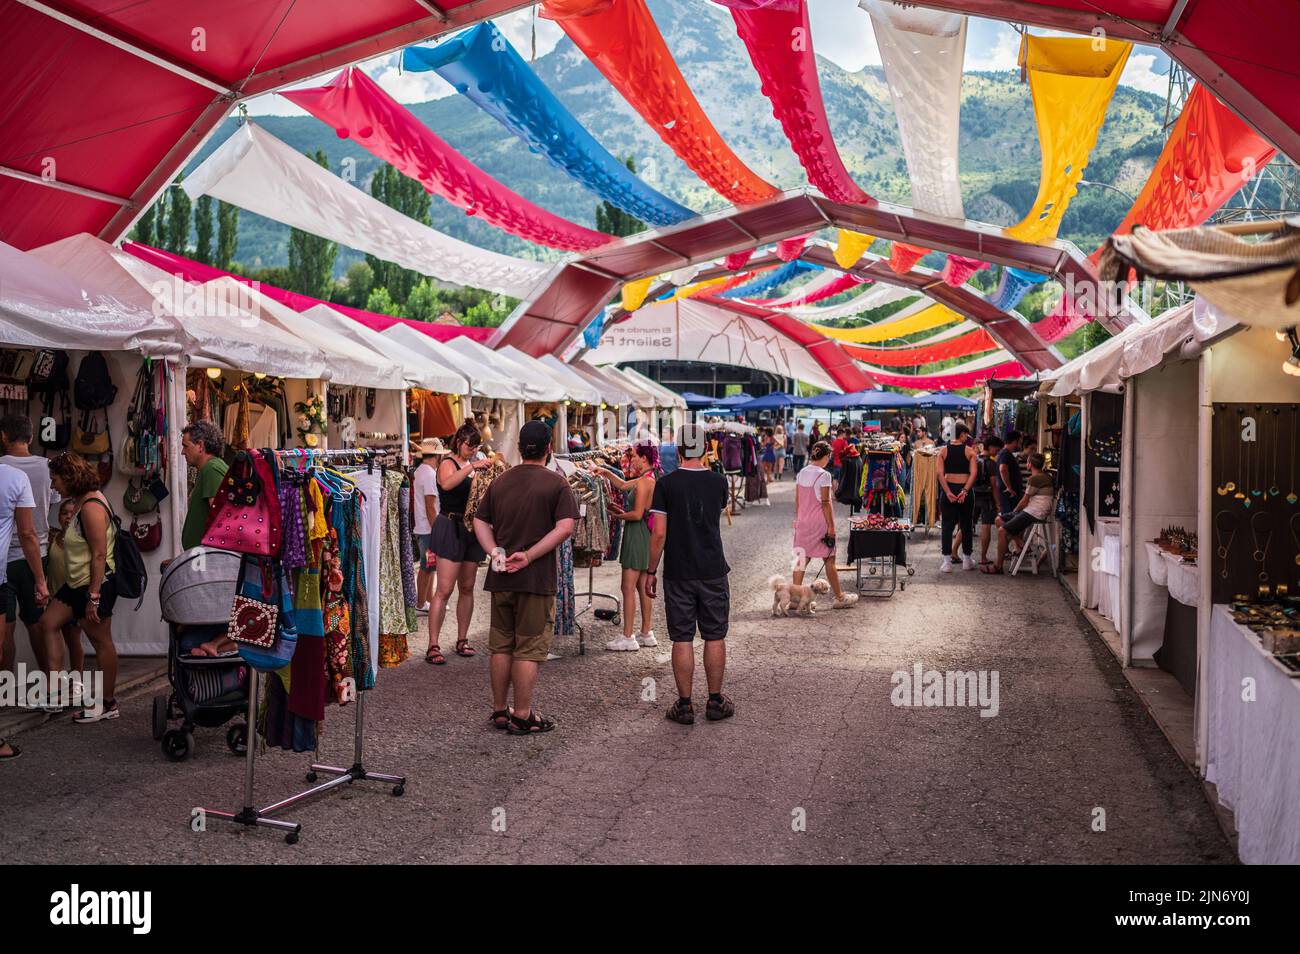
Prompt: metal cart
<box><xmin>847</xmin><ymin>527</ymin><xmax>913</xmax><ymax>597</ymax></box>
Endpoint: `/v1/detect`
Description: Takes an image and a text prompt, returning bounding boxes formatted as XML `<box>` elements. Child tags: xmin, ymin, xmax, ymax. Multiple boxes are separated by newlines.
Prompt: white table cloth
<box><xmin>1143</xmin><ymin>542</ymin><xmax>1200</xmax><ymax>607</ymax></box>
<box><xmin>1204</xmin><ymin>605</ymin><xmax>1300</xmax><ymax>864</ymax></box>
<box><xmin>1095</xmin><ymin>520</ymin><xmax>1122</xmax><ymax>622</ymax></box>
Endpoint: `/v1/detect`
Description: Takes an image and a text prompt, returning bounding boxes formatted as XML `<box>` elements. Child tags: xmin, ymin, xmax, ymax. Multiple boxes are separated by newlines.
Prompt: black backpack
<box><xmin>74</xmin><ymin>351</ymin><xmax>118</xmax><ymax>410</ymax></box>
<box><xmin>79</xmin><ymin>497</ymin><xmax>147</xmax><ymax>606</ymax></box>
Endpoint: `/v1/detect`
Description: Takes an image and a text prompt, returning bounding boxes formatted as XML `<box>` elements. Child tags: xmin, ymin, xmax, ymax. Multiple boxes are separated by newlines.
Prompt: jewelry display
<box><xmin>1250</xmin><ymin>511</ymin><xmax>1273</xmax><ymax>584</ymax></box>
<box><xmin>1289</xmin><ymin>406</ymin><xmax>1298</xmax><ymax>505</ymax></box>
<box><xmin>1215</xmin><ymin>511</ymin><xmax>1237</xmax><ymax>580</ymax></box>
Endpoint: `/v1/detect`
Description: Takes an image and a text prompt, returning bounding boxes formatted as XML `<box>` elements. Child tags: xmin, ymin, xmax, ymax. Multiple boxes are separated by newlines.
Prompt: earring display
<box><xmin>1212</xmin><ymin>403</ymin><xmax>1300</xmax><ymax>603</ymax></box>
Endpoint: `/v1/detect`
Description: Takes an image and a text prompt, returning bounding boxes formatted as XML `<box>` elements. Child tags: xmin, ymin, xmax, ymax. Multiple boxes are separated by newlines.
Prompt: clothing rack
<box><xmin>557</xmin><ymin>450</ymin><xmax>622</xmax><ymax>653</ymax></box>
<box><xmin>199</xmin><ymin>445</ymin><xmax>406</xmax><ymax>844</ymax></box>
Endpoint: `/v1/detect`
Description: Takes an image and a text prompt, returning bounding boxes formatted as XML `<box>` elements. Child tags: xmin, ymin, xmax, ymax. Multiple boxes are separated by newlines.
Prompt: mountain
<box><xmin>186</xmin><ymin>0</ymin><xmax>1167</xmax><ymax>276</ymax></box>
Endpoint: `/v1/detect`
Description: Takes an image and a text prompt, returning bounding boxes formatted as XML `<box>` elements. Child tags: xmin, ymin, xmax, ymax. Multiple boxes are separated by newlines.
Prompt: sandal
<box><xmin>666</xmin><ymin>699</ymin><xmax>695</xmax><ymax>725</ymax></box>
<box><xmin>454</xmin><ymin>640</ymin><xmax>477</xmax><ymax>658</ymax></box>
<box><xmin>425</xmin><ymin>645</ymin><xmax>446</xmax><ymax>665</ymax></box>
<box><xmin>506</xmin><ymin>709</ymin><xmax>556</xmax><ymax>735</ymax></box>
<box><xmin>0</xmin><ymin>740</ymin><xmax>20</xmax><ymax>762</ymax></box>
<box><xmin>705</xmin><ymin>694</ymin><xmax>736</xmax><ymax>722</ymax></box>
<box><xmin>981</xmin><ymin>564</ymin><xmax>1003</xmax><ymax>575</ymax></box>
<box><xmin>490</xmin><ymin>709</ymin><xmax>510</xmax><ymax>730</ymax></box>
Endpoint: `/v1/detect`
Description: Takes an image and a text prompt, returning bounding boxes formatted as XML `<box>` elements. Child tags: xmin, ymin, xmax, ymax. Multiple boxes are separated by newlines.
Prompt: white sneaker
<box><xmin>605</xmin><ymin>636</ymin><xmax>640</xmax><ymax>652</ymax></box>
<box><xmin>962</xmin><ymin>556</ymin><xmax>976</xmax><ymax>571</ymax></box>
<box><xmin>832</xmin><ymin>594</ymin><xmax>859</xmax><ymax>609</ymax></box>
<box><xmin>72</xmin><ymin>704</ymin><xmax>119</xmax><ymax>724</ymax></box>
<box><xmin>415</xmin><ymin>603</ymin><xmax>430</xmax><ymax>616</ymax></box>
<box><xmin>636</xmin><ymin>631</ymin><xmax>658</xmax><ymax>648</ymax></box>
<box><xmin>940</xmin><ymin>557</ymin><xmax>953</xmax><ymax>573</ymax></box>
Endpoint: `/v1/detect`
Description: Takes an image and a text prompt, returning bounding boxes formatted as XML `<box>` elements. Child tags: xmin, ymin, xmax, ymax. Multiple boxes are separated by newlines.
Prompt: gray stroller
<box><xmin>153</xmin><ymin>548</ymin><xmax>248</xmax><ymax>762</ymax></box>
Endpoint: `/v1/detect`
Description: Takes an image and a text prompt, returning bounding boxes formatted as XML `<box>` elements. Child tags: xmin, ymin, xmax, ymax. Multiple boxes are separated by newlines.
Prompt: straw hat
<box><xmin>413</xmin><ymin>437</ymin><xmax>449</xmax><ymax>458</ymax></box>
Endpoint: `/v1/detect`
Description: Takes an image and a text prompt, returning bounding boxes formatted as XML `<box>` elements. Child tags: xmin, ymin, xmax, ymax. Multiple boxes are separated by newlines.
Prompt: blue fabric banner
<box><xmin>718</xmin><ymin>259</ymin><xmax>819</xmax><ymax>300</ymax></box>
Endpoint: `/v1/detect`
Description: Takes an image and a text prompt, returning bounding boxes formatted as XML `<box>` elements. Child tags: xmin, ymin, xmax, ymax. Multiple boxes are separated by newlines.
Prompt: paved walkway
<box><xmin>0</xmin><ymin>480</ymin><xmax>1232</xmax><ymax>864</ymax></box>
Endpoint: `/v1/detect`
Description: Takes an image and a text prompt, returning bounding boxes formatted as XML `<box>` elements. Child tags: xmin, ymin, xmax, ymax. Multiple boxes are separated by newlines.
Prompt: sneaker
<box><xmin>705</xmin><ymin>694</ymin><xmax>736</xmax><ymax>721</ymax></box>
<box><xmin>940</xmin><ymin>557</ymin><xmax>953</xmax><ymax>573</ymax></box>
<box><xmin>832</xmin><ymin>593</ymin><xmax>859</xmax><ymax>609</ymax></box>
<box><xmin>415</xmin><ymin>603</ymin><xmax>430</xmax><ymax>616</ymax></box>
<box><xmin>962</xmin><ymin>556</ymin><xmax>976</xmax><ymax>571</ymax></box>
<box><xmin>636</xmin><ymin>630</ymin><xmax>658</xmax><ymax>648</ymax></box>
<box><xmin>605</xmin><ymin>636</ymin><xmax>640</xmax><ymax>652</ymax></box>
<box><xmin>72</xmin><ymin>704</ymin><xmax>119</xmax><ymax>724</ymax></box>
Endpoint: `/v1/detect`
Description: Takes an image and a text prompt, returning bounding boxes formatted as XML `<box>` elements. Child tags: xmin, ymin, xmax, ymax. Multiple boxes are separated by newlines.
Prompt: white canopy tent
<box><xmin>383</xmin><ymin>323</ymin><xmax>521</xmax><ymax>400</ymax></box>
<box><xmin>1</xmin><ymin>238</ymin><xmax>180</xmax><ymax>355</ymax></box>
<box><xmin>535</xmin><ymin>355</ymin><xmax>602</xmax><ymax>405</ymax></box>
<box><xmin>301</xmin><ymin>304</ymin><xmax>468</xmax><ymax>394</ymax></box>
<box><xmin>619</xmin><ymin>365</ymin><xmax>688</xmax><ymax>438</ymax></box>
<box><xmin>443</xmin><ymin>336</ymin><xmax>563</xmax><ymax>403</ymax></box>
<box><xmin>497</xmin><ymin>345</ymin><xmax>578</xmax><ymax>402</ymax></box>
<box><xmin>586</xmin><ymin>298</ymin><xmax>838</xmax><ymax>391</ymax></box>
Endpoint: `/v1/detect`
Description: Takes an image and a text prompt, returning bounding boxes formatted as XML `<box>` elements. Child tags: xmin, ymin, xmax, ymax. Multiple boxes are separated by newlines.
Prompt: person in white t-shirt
<box><xmin>941</xmin><ymin>414</ymin><xmax>956</xmax><ymax>442</ymax></box>
<box><xmin>411</xmin><ymin>438</ymin><xmax>446</xmax><ymax>615</ymax></box>
<box><xmin>0</xmin><ymin>458</ymin><xmax>48</xmax><ymax>760</ymax></box>
<box><xmin>0</xmin><ymin>414</ymin><xmax>57</xmax><ymax>670</ymax></box>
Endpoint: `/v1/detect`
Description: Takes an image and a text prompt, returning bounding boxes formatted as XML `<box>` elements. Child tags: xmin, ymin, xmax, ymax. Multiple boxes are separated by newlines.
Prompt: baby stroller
<box><xmin>153</xmin><ymin>548</ymin><xmax>249</xmax><ymax>762</ymax></box>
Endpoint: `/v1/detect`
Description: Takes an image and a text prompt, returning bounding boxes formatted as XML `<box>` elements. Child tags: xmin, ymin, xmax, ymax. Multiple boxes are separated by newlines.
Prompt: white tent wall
<box><xmin>1122</xmin><ymin>358</ymin><xmax>1199</xmax><ymax>665</ymax></box>
<box><xmin>469</xmin><ymin>396</ymin><xmax>524</xmax><ymax>465</ymax></box>
<box><xmin>325</xmin><ymin>385</ymin><xmax>407</xmax><ymax>457</ymax></box>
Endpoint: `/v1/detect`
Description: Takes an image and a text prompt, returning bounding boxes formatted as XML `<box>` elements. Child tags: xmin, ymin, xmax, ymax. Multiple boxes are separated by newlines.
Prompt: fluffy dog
<box><xmin>769</xmin><ymin>575</ymin><xmax>831</xmax><ymax>617</ymax></box>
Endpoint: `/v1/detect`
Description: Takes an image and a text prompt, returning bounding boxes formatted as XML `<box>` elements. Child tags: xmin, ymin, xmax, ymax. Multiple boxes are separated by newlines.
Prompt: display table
<box><xmin>1092</xmin><ymin>519</ymin><xmax>1121</xmax><ymax>621</ymax></box>
<box><xmin>1204</xmin><ymin>605</ymin><xmax>1300</xmax><ymax>864</ymax></box>
<box><xmin>1143</xmin><ymin>542</ymin><xmax>1200</xmax><ymax>694</ymax></box>
<box><xmin>1143</xmin><ymin>542</ymin><xmax>1199</xmax><ymax>607</ymax></box>
<box><xmin>847</xmin><ymin>528</ymin><xmax>908</xmax><ymax>598</ymax></box>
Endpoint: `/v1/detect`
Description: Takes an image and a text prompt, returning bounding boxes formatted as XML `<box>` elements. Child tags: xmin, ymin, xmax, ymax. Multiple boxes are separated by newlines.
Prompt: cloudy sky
<box><xmin>247</xmin><ymin>1</ymin><xmax>1172</xmax><ymax>116</ymax></box>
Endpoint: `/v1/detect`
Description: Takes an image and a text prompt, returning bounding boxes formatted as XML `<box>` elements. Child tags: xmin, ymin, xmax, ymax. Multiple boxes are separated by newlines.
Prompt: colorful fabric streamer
<box><xmin>990</xmin><ymin>267</ymin><xmax>1049</xmax><ymax>311</ymax></box>
<box><xmin>403</xmin><ymin>24</ymin><xmax>694</xmax><ymax>228</ymax></box>
<box><xmin>541</xmin><ymin>0</ymin><xmax>778</xmax><ymax>205</ymax></box>
<box><xmin>725</xmin><ymin>249</ymin><xmax>756</xmax><ymax>271</ymax></box>
<box><xmin>810</xmin><ymin>301</ymin><xmax>963</xmax><ymax>343</ymax></box>
<box><xmin>843</xmin><ymin>328</ymin><xmax>997</xmax><ymax>366</ymax></box>
<box><xmin>1004</xmin><ymin>35</ymin><xmax>1131</xmax><ymax>244</ymax></box>
<box><xmin>181</xmin><ymin>123</ymin><xmax>549</xmax><ymax>300</ymax></box>
<box><xmin>719</xmin><ymin>259</ymin><xmax>818</xmax><ymax>299</ymax></box>
<box><xmin>834</xmin><ymin>229</ymin><xmax>874</xmax><ymax>268</ymax></box>
<box><xmin>721</xmin><ymin>0</ymin><xmax>872</xmax><ymax>204</ymax></box>
<box><xmin>776</xmin><ymin>234</ymin><xmax>811</xmax><ymax>261</ymax></box>
<box><xmin>778</xmin><ymin>283</ymin><xmax>914</xmax><ymax>321</ymax></box>
<box><xmin>760</xmin><ymin>272</ymin><xmax>864</xmax><ymax>308</ymax></box>
<box><xmin>940</xmin><ymin>254</ymin><xmax>987</xmax><ymax>287</ymax></box>
<box><xmin>281</xmin><ymin>67</ymin><xmax>612</xmax><ymax>252</ymax></box>
<box><xmin>888</xmin><ymin>242</ymin><xmax>929</xmax><ymax>275</ymax></box>
<box><xmin>621</xmin><ymin>277</ymin><xmax>655</xmax><ymax>312</ymax></box>
<box><xmin>858</xmin><ymin>351</ymin><xmax>1025</xmax><ymax>389</ymax></box>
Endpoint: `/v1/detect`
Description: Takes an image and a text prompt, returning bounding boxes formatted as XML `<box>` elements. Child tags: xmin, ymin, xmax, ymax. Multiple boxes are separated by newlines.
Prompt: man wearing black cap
<box><xmin>473</xmin><ymin>420</ymin><xmax>577</xmax><ymax>736</ymax></box>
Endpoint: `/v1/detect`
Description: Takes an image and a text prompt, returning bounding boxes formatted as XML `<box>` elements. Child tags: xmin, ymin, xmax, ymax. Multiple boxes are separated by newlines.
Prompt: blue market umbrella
<box><xmin>806</xmin><ymin>389</ymin><xmax>922</xmax><ymax>411</ymax></box>
<box><xmin>918</xmin><ymin>392</ymin><xmax>978</xmax><ymax>410</ymax></box>
<box><xmin>735</xmin><ymin>392</ymin><xmax>801</xmax><ymax>411</ymax></box>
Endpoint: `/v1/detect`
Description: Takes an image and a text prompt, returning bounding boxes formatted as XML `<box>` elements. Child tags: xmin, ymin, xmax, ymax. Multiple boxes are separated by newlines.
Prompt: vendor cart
<box><xmin>847</xmin><ymin>526</ymin><xmax>913</xmax><ymax>597</ymax></box>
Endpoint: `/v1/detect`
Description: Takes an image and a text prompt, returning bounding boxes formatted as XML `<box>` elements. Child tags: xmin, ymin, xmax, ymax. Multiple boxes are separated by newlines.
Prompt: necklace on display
<box><xmin>1251</xmin><ymin>406</ymin><xmax>1263</xmax><ymax>499</ymax></box>
<box><xmin>1231</xmin><ymin>409</ymin><xmax>1244</xmax><ymax>499</ymax></box>
<box><xmin>1291</xmin><ymin>513</ymin><xmax>1300</xmax><ymax>567</ymax></box>
<box><xmin>1215</xmin><ymin>412</ymin><xmax>1229</xmax><ymax>496</ymax></box>
<box><xmin>1250</xmin><ymin>511</ymin><xmax>1273</xmax><ymax>583</ymax></box>
<box><xmin>1215</xmin><ymin>511</ymin><xmax>1237</xmax><ymax>580</ymax></box>
<box><xmin>1269</xmin><ymin>408</ymin><xmax>1281</xmax><ymax>498</ymax></box>
<box><xmin>1288</xmin><ymin>406</ymin><xmax>1298</xmax><ymax>505</ymax></box>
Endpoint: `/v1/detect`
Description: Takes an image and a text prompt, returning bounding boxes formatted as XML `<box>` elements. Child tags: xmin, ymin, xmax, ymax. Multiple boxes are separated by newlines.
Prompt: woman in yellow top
<box><xmin>35</xmin><ymin>453</ymin><xmax>120</xmax><ymax>723</ymax></box>
<box><xmin>44</xmin><ymin>498</ymin><xmax>85</xmax><ymax>674</ymax></box>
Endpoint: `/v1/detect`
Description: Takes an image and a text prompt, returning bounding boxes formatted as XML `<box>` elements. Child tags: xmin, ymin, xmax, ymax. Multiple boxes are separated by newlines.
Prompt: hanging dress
<box><xmin>378</xmin><ymin>468</ymin><xmax>411</xmax><ymax>668</ymax></box>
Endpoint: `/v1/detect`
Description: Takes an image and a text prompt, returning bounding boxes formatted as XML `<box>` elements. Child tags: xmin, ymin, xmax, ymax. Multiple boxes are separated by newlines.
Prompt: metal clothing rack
<box><xmin>556</xmin><ymin>451</ymin><xmax>622</xmax><ymax>654</ymax></box>
<box><xmin>199</xmin><ymin>445</ymin><xmax>405</xmax><ymax>844</ymax></box>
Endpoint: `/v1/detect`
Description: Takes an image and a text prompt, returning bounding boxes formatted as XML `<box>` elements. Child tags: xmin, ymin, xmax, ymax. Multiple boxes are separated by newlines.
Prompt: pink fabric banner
<box><xmin>1035</xmin><ymin>296</ymin><xmax>1090</xmax><ymax>343</ymax></box>
<box><xmin>940</xmin><ymin>254</ymin><xmax>987</xmax><ymax>287</ymax></box>
<box><xmin>755</xmin><ymin>271</ymin><xmax>864</xmax><ymax>307</ymax></box>
<box><xmin>121</xmin><ymin>242</ymin><xmax>495</xmax><ymax>343</ymax></box>
<box><xmin>282</xmin><ymin>67</ymin><xmax>613</xmax><ymax>253</ymax></box>
<box><xmin>725</xmin><ymin>249</ymin><xmax>755</xmax><ymax>271</ymax></box>
<box><xmin>723</xmin><ymin>0</ymin><xmax>873</xmax><ymax>205</ymax></box>
<box><xmin>776</xmin><ymin>233</ymin><xmax>810</xmax><ymax>262</ymax></box>
<box><xmin>865</xmin><ymin>360</ymin><xmax>1027</xmax><ymax>389</ymax></box>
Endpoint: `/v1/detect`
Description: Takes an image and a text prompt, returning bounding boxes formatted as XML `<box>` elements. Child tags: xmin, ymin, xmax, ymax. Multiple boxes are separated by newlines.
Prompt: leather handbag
<box><xmin>201</xmin><ymin>449</ymin><xmax>283</xmax><ymax>557</ymax></box>
<box><xmin>123</xmin><ymin>477</ymin><xmax>158</xmax><ymax>515</ymax></box>
<box><xmin>229</xmin><ymin>593</ymin><xmax>278</xmax><ymax>648</ymax></box>
<box><xmin>130</xmin><ymin>516</ymin><xmax>162</xmax><ymax>553</ymax></box>
<box><xmin>73</xmin><ymin>409</ymin><xmax>110</xmax><ymax>456</ymax></box>
<box><xmin>96</xmin><ymin>457</ymin><xmax>113</xmax><ymax>489</ymax></box>
<box><xmin>232</xmin><ymin>558</ymin><xmax>298</xmax><ymax>671</ymax></box>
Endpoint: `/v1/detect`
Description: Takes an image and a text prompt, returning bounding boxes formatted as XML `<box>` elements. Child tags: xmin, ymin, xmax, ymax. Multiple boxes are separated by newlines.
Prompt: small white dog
<box><xmin>769</xmin><ymin>575</ymin><xmax>831</xmax><ymax>617</ymax></box>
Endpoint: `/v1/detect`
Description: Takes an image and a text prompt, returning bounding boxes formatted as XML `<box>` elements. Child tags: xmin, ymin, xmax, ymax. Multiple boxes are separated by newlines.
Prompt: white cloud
<box><xmin>966</xmin><ymin>26</ymin><xmax>1021</xmax><ymax>72</ymax></box>
<box><xmin>1119</xmin><ymin>51</ymin><xmax>1169</xmax><ymax>95</ymax></box>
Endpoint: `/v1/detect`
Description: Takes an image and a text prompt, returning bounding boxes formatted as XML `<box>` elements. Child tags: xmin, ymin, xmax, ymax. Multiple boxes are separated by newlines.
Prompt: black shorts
<box><xmin>428</xmin><ymin>513</ymin><xmax>485</xmax><ymax>564</ymax></box>
<box><xmin>0</xmin><ymin>584</ymin><xmax>14</xmax><ymax>624</ymax></box>
<box><xmin>663</xmin><ymin>577</ymin><xmax>730</xmax><ymax>643</ymax></box>
<box><xmin>974</xmin><ymin>494</ymin><xmax>997</xmax><ymax>527</ymax></box>
<box><xmin>3</xmin><ymin>558</ymin><xmax>47</xmax><ymax>626</ymax></box>
<box><xmin>55</xmin><ymin>577</ymin><xmax>118</xmax><ymax>621</ymax></box>
<box><xmin>1000</xmin><ymin>511</ymin><xmax>1040</xmax><ymax>537</ymax></box>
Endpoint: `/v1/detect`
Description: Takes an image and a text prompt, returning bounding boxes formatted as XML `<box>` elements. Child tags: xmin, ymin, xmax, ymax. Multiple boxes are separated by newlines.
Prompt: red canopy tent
<box><xmin>0</xmin><ymin>0</ymin><xmax>533</xmax><ymax>250</ymax></box>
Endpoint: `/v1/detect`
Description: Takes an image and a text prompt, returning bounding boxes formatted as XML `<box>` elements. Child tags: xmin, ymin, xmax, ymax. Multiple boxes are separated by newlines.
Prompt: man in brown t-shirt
<box><xmin>473</xmin><ymin>421</ymin><xmax>577</xmax><ymax>736</ymax></box>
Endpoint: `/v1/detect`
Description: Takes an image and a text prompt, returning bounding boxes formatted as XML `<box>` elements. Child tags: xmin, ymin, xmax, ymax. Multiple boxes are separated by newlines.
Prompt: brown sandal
<box><xmin>454</xmin><ymin>640</ymin><xmax>476</xmax><ymax>658</ymax></box>
<box><xmin>425</xmin><ymin>645</ymin><xmax>446</xmax><ymax>665</ymax></box>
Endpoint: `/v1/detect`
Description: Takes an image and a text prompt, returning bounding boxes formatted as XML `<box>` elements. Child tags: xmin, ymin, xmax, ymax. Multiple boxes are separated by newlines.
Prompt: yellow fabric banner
<box><xmin>810</xmin><ymin>302</ymin><xmax>963</xmax><ymax>343</ymax></box>
<box><xmin>673</xmin><ymin>276</ymin><xmax>730</xmax><ymax>300</ymax></box>
<box><xmin>833</xmin><ymin>229</ymin><xmax>874</xmax><ymax>268</ymax></box>
<box><xmin>1004</xmin><ymin>35</ymin><xmax>1131</xmax><ymax>245</ymax></box>
<box><xmin>621</xmin><ymin>276</ymin><xmax>655</xmax><ymax>312</ymax></box>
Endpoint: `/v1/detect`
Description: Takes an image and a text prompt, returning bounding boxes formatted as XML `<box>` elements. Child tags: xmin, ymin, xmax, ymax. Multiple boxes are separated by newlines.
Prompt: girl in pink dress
<box><xmin>791</xmin><ymin>442</ymin><xmax>857</xmax><ymax>608</ymax></box>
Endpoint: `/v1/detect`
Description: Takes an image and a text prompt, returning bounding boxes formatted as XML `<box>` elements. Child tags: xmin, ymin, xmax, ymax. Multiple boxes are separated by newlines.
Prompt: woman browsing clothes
<box><xmin>35</xmin><ymin>453</ymin><xmax>120</xmax><ymax>722</ymax></box>
<box><xmin>596</xmin><ymin>443</ymin><xmax>659</xmax><ymax>651</ymax></box>
<box><xmin>425</xmin><ymin>422</ymin><xmax>493</xmax><ymax>665</ymax></box>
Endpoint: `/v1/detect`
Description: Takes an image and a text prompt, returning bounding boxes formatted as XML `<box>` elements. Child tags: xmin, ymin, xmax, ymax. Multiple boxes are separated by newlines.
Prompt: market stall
<box><xmin>567</xmin><ymin>359</ymin><xmax>637</xmax><ymax>446</ymax></box>
<box><xmin>619</xmin><ymin>366</ymin><xmax>688</xmax><ymax>440</ymax></box>
<box><xmin>598</xmin><ymin>364</ymin><xmax>663</xmax><ymax>440</ymax></box>
<box><xmin>535</xmin><ymin>354</ymin><xmax>603</xmax><ymax>451</ymax></box>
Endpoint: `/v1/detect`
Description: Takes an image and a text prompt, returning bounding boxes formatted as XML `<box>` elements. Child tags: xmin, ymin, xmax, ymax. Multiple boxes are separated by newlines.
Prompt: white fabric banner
<box><xmin>780</xmin><ymin>282</ymin><xmax>916</xmax><ymax>321</ymax></box>
<box><xmin>858</xmin><ymin>348</ymin><xmax>1014</xmax><ymax>380</ymax></box>
<box><xmin>863</xmin><ymin>1</ymin><xmax>968</xmax><ymax>219</ymax></box>
<box><xmin>587</xmin><ymin>299</ymin><xmax>837</xmax><ymax>390</ymax></box>
<box><xmin>183</xmin><ymin>123</ymin><xmax>551</xmax><ymax>299</ymax></box>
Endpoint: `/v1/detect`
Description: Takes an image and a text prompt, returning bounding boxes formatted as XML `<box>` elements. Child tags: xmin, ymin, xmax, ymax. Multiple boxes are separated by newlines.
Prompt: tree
<box><xmin>365</xmin><ymin>286</ymin><xmax>399</xmax><ymax>317</ymax></box>
<box><xmin>193</xmin><ymin>195</ymin><xmax>214</xmax><ymax>265</ymax></box>
<box><xmin>403</xmin><ymin>279</ymin><xmax>442</xmax><ymax>321</ymax></box>
<box><xmin>287</xmin><ymin>150</ymin><xmax>339</xmax><ymax>299</ymax></box>
<box><xmin>131</xmin><ymin>203</ymin><xmax>157</xmax><ymax>248</ymax></box>
<box><xmin>595</xmin><ymin>157</ymin><xmax>646</xmax><ymax>237</ymax></box>
<box><xmin>164</xmin><ymin>180</ymin><xmax>191</xmax><ymax>255</ymax></box>
<box><xmin>216</xmin><ymin>201</ymin><xmax>239</xmax><ymax>270</ymax></box>
<box><xmin>463</xmin><ymin>299</ymin><xmax>509</xmax><ymax>328</ymax></box>
<box><xmin>366</xmin><ymin>164</ymin><xmax>432</xmax><ymax>306</ymax></box>
<box><xmin>339</xmin><ymin>261</ymin><xmax>374</xmax><ymax>308</ymax></box>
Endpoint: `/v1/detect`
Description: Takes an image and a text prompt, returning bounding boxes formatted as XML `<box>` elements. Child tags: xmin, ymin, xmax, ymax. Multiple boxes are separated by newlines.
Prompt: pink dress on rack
<box><xmin>794</xmin><ymin>464</ymin><xmax>834</xmax><ymax>560</ymax></box>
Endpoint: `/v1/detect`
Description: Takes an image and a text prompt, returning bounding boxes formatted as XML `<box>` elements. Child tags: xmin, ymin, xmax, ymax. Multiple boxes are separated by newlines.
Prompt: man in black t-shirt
<box><xmin>647</xmin><ymin>423</ymin><xmax>734</xmax><ymax>726</ymax></box>
<box><xmin>995</xmin><ymin>430</ymin><xmax>1025</xmax><ymax>520</ymax></box>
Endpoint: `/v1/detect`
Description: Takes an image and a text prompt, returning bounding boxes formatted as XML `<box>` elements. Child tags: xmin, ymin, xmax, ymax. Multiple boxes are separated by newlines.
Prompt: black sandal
<box><xmin>454</xmin><ymin>640</ymin><xmax>477</xmax><ymax>658</ymax></box>
<box><xmin>490</xmin><ymin>709</ymin><xmax>510</xmax><ymax>730</ymax></box>
<box><xmin>425</xmin><ymin>645</ymin><xmax>446</xmax><ymax>665</ymax></box>
<box><xmin>506</xmin><ymin>709</ymin><xmax>556</xmax><ymax>735</ymax></box>
<box><xmin>666</xmin><ymin>699</ymin><xmax>695</xmax><ymax>725</ymax></box>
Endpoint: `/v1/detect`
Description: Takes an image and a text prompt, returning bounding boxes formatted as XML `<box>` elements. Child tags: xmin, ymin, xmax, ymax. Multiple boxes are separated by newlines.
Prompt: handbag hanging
<box><xmin>130</xmin><ymin>515</ymin><xmax>163</xmax><ymax>553</ymax></box>
<box><xmin>38</xmin><ymin>389</ymin><xmax>72</xmax><ymax>453</ymax></box>
<box><xmin>201</xmin><ymin>448</ymin><xmax>283</xmax><ymax>557</ymax></box>
<box><xmin>73</xmin><ymin>407</ymin><xmax>110</xmax><ymax>456</ymax></box>
<box><xmin>232</xmin><ymin>557</ymin><xmax>298</xmax><ymax>671</ymax></box>
<box><xmin>123</xmin><ymin>477</ymin><xmax>158</xmax><ymax>515</ymax></box>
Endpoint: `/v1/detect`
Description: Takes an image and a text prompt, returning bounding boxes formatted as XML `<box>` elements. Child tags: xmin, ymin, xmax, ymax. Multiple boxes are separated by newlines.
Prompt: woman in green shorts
<box><xmin>596</xmin><ymin>443</ymin><xmax>659</xmax><ymax>652</ymax></box>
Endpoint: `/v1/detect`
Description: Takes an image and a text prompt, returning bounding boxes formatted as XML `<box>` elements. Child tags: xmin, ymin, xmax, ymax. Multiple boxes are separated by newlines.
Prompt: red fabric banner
<box><xmin>844</xmin><ymin>329</ymin><xmax>997</xmax><ymax>366</ymax></box>
<box><xmin>865</xmin><ymin>360</ymin><xmax>1027</xmax><ymax>389</ymax></box>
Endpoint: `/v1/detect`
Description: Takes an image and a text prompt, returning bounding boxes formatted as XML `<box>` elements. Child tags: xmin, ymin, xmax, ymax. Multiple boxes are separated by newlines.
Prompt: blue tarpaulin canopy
<box><xmin>735</xmin><ymin>392</ymin><xmax>801</xmax><ymax>411</ymax></box>
<box><xmin>917</xmin><ymin>392</ymin><xmax>978</xmax><ymax>410</ymax></box>
<box><xmin>681</xmin><ymin>391</ymin><xmax>752</xmax><ymax>409</ymax></box>
<box><xmin>805</xmin><ymin>390</ymin><xmax>922</xmax><ymax>411</ymax></box>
